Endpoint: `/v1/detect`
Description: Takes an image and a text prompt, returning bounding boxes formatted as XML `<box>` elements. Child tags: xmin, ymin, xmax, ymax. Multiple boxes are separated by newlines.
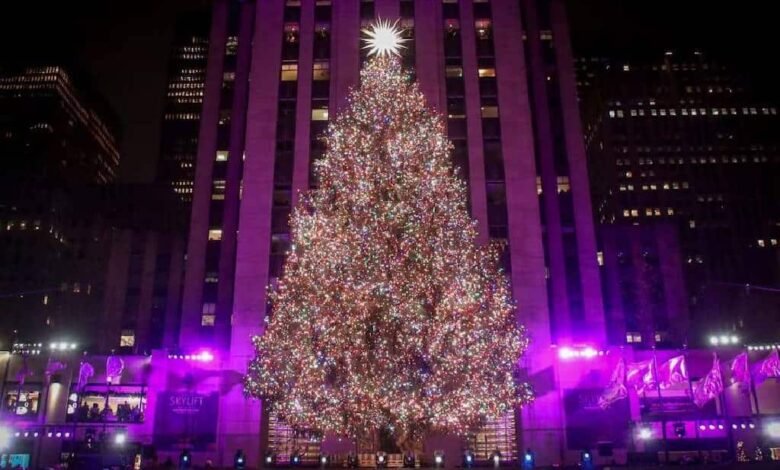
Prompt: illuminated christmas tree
<box><xmin>244</xmin><ymin>22</ymin><xmax>531</xmax><ymax>448</ymax></box>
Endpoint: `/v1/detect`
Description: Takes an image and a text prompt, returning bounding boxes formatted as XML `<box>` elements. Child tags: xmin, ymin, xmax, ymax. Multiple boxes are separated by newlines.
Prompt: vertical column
<box><xmin>292</xmin><ymin>0</ymin><xmax>316</xmax><ymax>206</ymax></box>
<box><xmin>100</xmin><ymin>229</ymin><xmax>131</xmax><ymax>352</ymax></box>
<box><xmin>135</xmin><ymin>231</ymin><xmax>158</xmax><ymax>350</ymax></box>
<box><xmin>550</xmin><ymin>0</ymin><xmax>606</xmax><ymax>342</ymax></box>
<box><xmin>180</xmin><ymin>0</ymin><xmax>229</xmax><ymax>349</ymax></box>
<box><xmin>216</xmin><ymin>0</ymin><xmax>257</xmax><ymax>350</ymax></box>
<box><xmin>601</xmin><ymin>228</ymin><xmax>627</xmax><ymax>344</ymax></box>
<box><xmin>163</xmin><ymin>236</ymin><xmax>185</xmax><ymax>349</ymax></box>
<box><xmin>658</xmin><ymin>224</ymin><xmax>690</xmax><ymax>343</ymax></box>
<box><xmin>521</xmin><ymin>0</ymin><xmax>571</xmax><ymax>341</ymax></box>
<box><xmin>459</xmin><ymin>0</ymin><xmax>489</xmax><ymax>243</ymax></box>
<box><xmin>374</xmin><ymin>0</ymin><xmax>398</xmax><ymax>19</ymax></box>
<box><xmin>492</xmin><ymin>0</ymin><xmax>559</xmax><ymax>465</ymax></box>
<box><xmin>414</xmin><ymin>0</ymin><xmax>445</xmax><ymax>111</ymax></box>
<box><xmin>221</xmin><ymin>0</ymin><xmax>284</xmax><ymax>467</ymax></box>
<box><xmin>330</xmin><ymin>0</ymin><xmax>360</xmax><ymax>114</ymax></box>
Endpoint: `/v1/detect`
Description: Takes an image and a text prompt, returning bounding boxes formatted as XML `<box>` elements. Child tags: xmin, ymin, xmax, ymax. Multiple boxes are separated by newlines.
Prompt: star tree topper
<box><xmin>361</xmin><ymin>19</ymin><xmax>407</xmax><ymax>58</ymax></box>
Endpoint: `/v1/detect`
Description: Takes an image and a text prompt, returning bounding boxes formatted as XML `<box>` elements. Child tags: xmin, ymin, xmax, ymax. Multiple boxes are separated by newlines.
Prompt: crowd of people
<box><xmin>71</xmin><ymin>401</ymin><xmax>143</xmax><ymax>423</ymax></box>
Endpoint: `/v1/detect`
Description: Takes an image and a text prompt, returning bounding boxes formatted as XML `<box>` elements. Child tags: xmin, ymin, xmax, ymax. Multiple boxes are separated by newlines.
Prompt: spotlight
<box><xmin>463</xmin><ymin>450</ymin><xmax>475</xmax><ymax>468</ymax></box>
<box><xmin>319</xmin><ymin>454</ymin><xmax>328</xmax><ymax>467</ymax></box>
<box><xmin>491</xmin><ymin>450</ymin><xmax>501</xmax><ymax>467</ymax></box>
<box><xmin>698</xmin><ymin>424</ymin><xmax>706</xmax><ymax>431</ymax></box>
<box><xmin>638</xmin><ymin>427</ymin><xmax>653</xmax><ymax>440</ymax></box>
<box><xmin>235</xmin><ymin>449</ymin><xmax>246</xmax><ymax>469</ymax></box>
<box><xmin>179</xmin><ymin>449</ymin><xmax>192</xmax><ymax>469</ymax></box>
<box><xmin>766</xmin><ymin>422</ymin><xmax>780</xmax><ymax>439</ymax></box>
<box><xmin>522</xmin><ymin>449</ymin><xmax>535</xmax><ymax>470</ymax></box>
<box><xmin>264</xmin><ymin>451</ymin><xmax>276</xmax><ymax>467</ymax></box>
<box><xmin>732</xmin><ymin>424</ymin><xmax>738</xmax><ymax>430</ymax></box>
<box><xmin>709</xmin><ymin>336</ymin><xmax>719</xmax><ymax>345</ymax></box>
<box><xmin>403</xmin><ymin>453</ymin><xmax>415</xmax><ymax>468</ymax></box>
<box><xmin>580</xmin><ymin>450</ymin><xmax>594</xmax><ymax>470</ymax></box>
<box><xmin>434</xmin><ymin>451</ymin><xmax>445</xmax><ymax>468</ymax></box>
<box><xmin>718</xmin><ymin>424</ymin><xmax>724</xmax><ymax>430</ymax></box>
<box><xmin>114</xmin><ymin>433</ymin><xmax>127</xmax><ymax>445</ymax></box>
<box><xmin>749</xmin><ymin>423</ymin><xmax>756</xmax><ymax>429</ymax></box>
<box><xmin>291</xmin><ymin>451</ymin><xmax>302</xmax><ymax>467</ymax></box>
<box><xmin>741</xmin><ymin>424</ymin><xmax>747</xmax><ymax>430</ymax></box>
<box><xmin>376</xmin><ymin>451</ymin><xmax>387</xmax><ymax>468</ymax></box>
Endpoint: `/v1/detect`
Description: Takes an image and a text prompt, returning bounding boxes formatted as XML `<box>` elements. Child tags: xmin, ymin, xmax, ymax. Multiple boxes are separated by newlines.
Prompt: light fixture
<box><xmin>434</xmin><ymin>451</ymin><xmax>445</xmax><ymax>468</ymax></box>
<box><xmin>114</xmin><ymin>433</ymin><xmax>126</xmax><ymax>445</ymax></box>
<box><xmin>491</xmin><ymin>451</ymin><xmax>501</xmax><ymax>467</ymax></box>
<box><xmin>376</xmin><ymin>452</ymin><xmax>387</xmax><ymax>468</ymax></box>
<box><xmin>463</xmin><ymin>450</ymin><xmax>474</xmax><ymax>468</ymax></box>
<box><xmin>638</xmin><ymin>427</ymin><xmax>653</xmax><ymax>440</ymax></box>
<box><xmin>765</xmin><ymin>422</ymin><xmax>780</xmax><ymax>439</ymax></box>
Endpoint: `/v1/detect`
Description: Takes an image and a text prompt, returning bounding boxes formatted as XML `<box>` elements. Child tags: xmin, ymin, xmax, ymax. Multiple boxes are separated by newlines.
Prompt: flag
<box><xmin>106</xmin><ymin>355</ymin><xmax>124</xmax><ymax>383</ymax></box>
<box><xmin>693</xmin><ymin>354</ymin><xmax>723</xmax><ymax>407</ymax></box>
<box><xmin>45</xmin><ymin>359</ymin><xmax>67</xmax><ymax>381</ymax></box>
<box><xmin>755</xmin><ymin>349</ymin><xmax>780</xmax><ymax>385</ymax></box>
<box><xmin>598</xmin><ymin>358</ymin><xmax>628</xmax><ymax>409</ymax></box>
<box><xmin>658</xmin><ymin>355</ymin><xmax>688</xmax><ymax>389</ymax></box>
<box><xmin>626</xmin><ymin>358</ymin><xmax>657</xmax><ymax>394</ymax></box>
<box><xmin>730</xmin><ymin>352</ymin><xmax>750</xmax><ymax>389</ymax></box>
<box><xmin>77</xmin><ymin>361</ymin><xmax>95</xmax><ymax>391</ymax></box>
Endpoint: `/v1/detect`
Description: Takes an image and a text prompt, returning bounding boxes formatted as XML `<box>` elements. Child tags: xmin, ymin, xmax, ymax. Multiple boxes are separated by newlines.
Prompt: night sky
<box><xmin>1</xmin><ymin>1</ymin><xmax>777</xmax><ymax>182</ymax></box>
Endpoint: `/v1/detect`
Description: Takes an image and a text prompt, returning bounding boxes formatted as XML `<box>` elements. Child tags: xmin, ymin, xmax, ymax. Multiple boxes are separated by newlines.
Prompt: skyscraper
<box><xmin>174</xmin><ymin>0</ymin><xmax>605</xmax><ymax>465</ymax></box>
<box><xmin>157</xmin><ymin>13</ymin><xmax>210</xmax><ymax>206</ymax></box>
<box><xmin>578</xmin><ymin>52</ymin><xmax>780</xmax><ymax>342</ymax></box>
<box><xmin>0</xmin><ymin>66</ymin><xmax>120</xmax><ymax>347</ymax></box>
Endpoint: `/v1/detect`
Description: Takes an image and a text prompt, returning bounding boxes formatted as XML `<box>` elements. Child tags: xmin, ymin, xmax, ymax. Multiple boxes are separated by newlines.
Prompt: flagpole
<box><xmin>682</xmin><ymin>345</ymin><xmax>703</xmax><ymax>462</ymax></box>
<box><xmin>652</xmin><ymin>346</ymin><xmax>669</xmax><ymax>464</ymax></box>
<box><xmin>746</xmin><ymin>347</ymin><xmax>761</xmax><ymax>416</ymax></box>
<box><xmin>715</xmin><ymin>352</ymin><xmax>735</xmax><ymax>461</ymax></box>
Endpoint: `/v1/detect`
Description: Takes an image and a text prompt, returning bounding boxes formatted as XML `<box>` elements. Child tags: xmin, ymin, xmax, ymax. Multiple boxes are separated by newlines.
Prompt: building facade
<box><xmin>0</xmin><ymin>66</ymin><xmax>120</xmax><ymax>349</ymax></box>
<box><xmin>577</xmin><ymin>52</ymin><xmax>780</xmax><ymax>344</ymax></box>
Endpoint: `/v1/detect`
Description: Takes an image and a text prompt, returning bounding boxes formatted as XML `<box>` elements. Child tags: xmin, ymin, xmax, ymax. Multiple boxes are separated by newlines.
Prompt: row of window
<box><xmin>618</xmin><ymin>181</ymin><xmax>689</xmax><ymax>191</ymax></box>
<box><xmin>621</xmin><ymin>208</ymin><xmax>676</xmax><ymax>218</ymax></box>
<box><xmin>609</xmin><ymin>106</ymin><xmax>777</xmax><ymax>118</ymax></box>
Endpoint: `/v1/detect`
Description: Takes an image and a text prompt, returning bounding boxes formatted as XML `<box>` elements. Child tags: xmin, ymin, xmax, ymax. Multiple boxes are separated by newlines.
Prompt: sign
<box><xmin>564</xmin><ymin>388</ymin><xmax>630</xmax><ymax>449</ymax></box>
<box><xmin>640</xmin><ymin>395</ymin><xmax>716</xmax><ymax>418</ymax></box>
<box><xmin>153</xmin><ymin>392</ymin><xmax>219</xmax><ymax>450</ymax></box>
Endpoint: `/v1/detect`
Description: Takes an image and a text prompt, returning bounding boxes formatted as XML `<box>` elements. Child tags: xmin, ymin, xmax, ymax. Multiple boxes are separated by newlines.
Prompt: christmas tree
<box><xmin>245</xmin><ymin>21</ymin><xmax>531</xmax><ymax>447</ymax></box>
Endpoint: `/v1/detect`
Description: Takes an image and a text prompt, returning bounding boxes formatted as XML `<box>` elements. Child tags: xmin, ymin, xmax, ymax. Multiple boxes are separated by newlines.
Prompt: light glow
<box><xmin>362</xmin><ymin>20</ymin><xmax>407</xmax><ymax>58</ymax></box>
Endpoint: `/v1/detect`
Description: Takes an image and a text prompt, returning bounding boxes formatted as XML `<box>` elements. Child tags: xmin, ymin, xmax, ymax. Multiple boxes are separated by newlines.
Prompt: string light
<box><xmin>245</xmin><ymin>53</ymin><xmax>532</xmax><ymax>441</ymax></box>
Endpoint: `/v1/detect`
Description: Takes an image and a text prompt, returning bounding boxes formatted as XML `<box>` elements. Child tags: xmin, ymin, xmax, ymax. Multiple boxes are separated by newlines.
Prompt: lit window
<box><xmin>478</xmin><ymin>68</ymin><xmax>496</xmax><ymax>78</ymax></box>
<box><xmin>536</xmin><ymin>176</ymin><xmax>542</xmax><ymax>195</ymax></box>
<box><xmin>201</xmin><ymin>314</ymin><xmax>216</xmax><ymax>327</ymax></box>
<box><xmin>667</xmin><ymin>208</ymin><xmax>674</xmax><ymax>215</ymax></box>
<box><xmin>216</xmin><ymin>150</ymin><xmax>229</xmax><ymax>162</ymax></box>
<box><xmin>622</xmin><ymin>64</ymin><xmax>630</xmax><ymax>71</ymax></box>
<box><xmin>630</xmin><ymin>209</ymin><xmax>639</xmax><ymax>217</ymax></box>
<box><xmin>205</xmin><ymin>272</ymin><xmax>219</xmax><ymax>283</ymax></box>
<box><xmin>623</xmin><ymin>210</ymin><xmax>630</xmax><ymax>217</ymax></box>
<box><xmin>645</xmin><ymin>208</ymin><xmax>653</xmax><ymax>216</ymax></box>
<box><xmin>313</xmin><ymin>61</ymin><xmax>329</xmax><ymax>80</ymax></box>
<box><xmin>556</xmin><ymin>176</ymin><xmax>570</xmax><ymax>193</ymax></box>
<box><xmin>312</xmin><ymin>108</ymin><xmax>329</xmax><ymax>121</ymax></box>
<box><xmin>480</xmin><ymin>106</ymin><xmax>498</xmax><ymax>118</ymax></box>
<box><xmin>757</xmin><ymin>239</ymin><xmax>765</xmax><ymax>247</ymax></box>
<box><xmin>281</xmin><ymin>63</ymin><xmax>298</xmax><ymax>81</ymax></box>
<box><xmin>626</xmin><ymin>332</ymin><xmax>642</xmax><ymax>343</ymax></box>
<box><xmin>208</xmin><ymin>229</ymin><xmax>223</xmax><ymax>241</ymax></box>
<box><xmin>771</xmin><ymin>239</ymin><xmax>778</xmax><ymax>246</ymax></box>
<box><xmin>608</xmin><ymin>110</ymin><xmax>615</xmax><ymax>118</ymax></box>
<box><xmin>597</xmin><ymin>251</ymin><xmax>604</xmax><ymax>266</ymax></box>
<box><xmin>120</xmin><ymin>330</ymin><xmax>135</xmax><ymax>347</ymax></box>
<box><xmin>222</xmin><ymin>71</ymin><xmax>235</xmax><ymax>84</ymax></box>
<box><xmin>689</xmin><ymin>220</ymin><xmax>696</xmax><ymax>228</ymax></box>
<box><xmin>445</xmin><ymin>66</ymin><xmax>463</xmax><ymax>77</ymax></box>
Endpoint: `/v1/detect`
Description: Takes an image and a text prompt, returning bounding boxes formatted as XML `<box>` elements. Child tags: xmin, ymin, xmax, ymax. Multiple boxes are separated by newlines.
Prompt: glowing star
<box><xmin>361</xmin><ymin>19</ymin><xmax>407</xmax><ymax>58</ymax></box>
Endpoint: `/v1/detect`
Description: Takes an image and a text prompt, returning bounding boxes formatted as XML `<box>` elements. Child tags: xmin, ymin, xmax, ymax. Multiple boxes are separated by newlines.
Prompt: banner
<box><xmin>755</xmin><ymin>349</ymin><xmax>780</xmax><ymax>385</ymax></box>
<box><xmin>153</xmin><ymin>391</ymin><xmax>219</xmax><ymax>450</ymax></box>
<box><xmin>731</xmin><ymin>352</ymin><xmax>750</xmax><ymax>390</ymax></box>
<box><xmin>693</xmin><ymin>354</ymin><xmax>723</xmax><ymax>408</ymax></box>
<box><xmin>77</xmin><ymin>362</ymin><xmax>95</xmax><ymax>391</ymax></box>
<box><xmin>106</xmin><ymin>356</ymin><xmax>125</xmax><ymax>383</ymax></box>
<box><xmin>598</xmin><ymin>358</ymin><xmax>627</xmax><ymax>409</ymax></box>
<box><xmin>564</xmin><ymin>388</ymin><xmax>629</xmax><ymax>449</ymax></box>
<box><xmin>658</xmin><ymin>355</ymin><xmax>688</xmax><ymax>389</ymax></box>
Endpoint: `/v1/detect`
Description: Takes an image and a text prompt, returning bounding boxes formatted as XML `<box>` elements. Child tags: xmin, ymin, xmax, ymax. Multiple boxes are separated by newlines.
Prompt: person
<box><xmin>78</xmin><ymin>402</ymin><xmax>90</xmax><ymax>421</ymax></box>
<box><xmin>89</xmin><ymin>403</ymin><xmax>101</xmax><ymax>421</ymax></box>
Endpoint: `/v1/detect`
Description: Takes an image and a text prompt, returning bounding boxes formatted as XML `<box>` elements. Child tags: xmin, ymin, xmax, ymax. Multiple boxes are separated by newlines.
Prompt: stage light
<box><xmin>522</xmin><ymin>449</ymin><xmax>535</xmax><ymax>470</ymax></box>
<box><xmin>180</xmin><ymin>449</ymin><xmax>192</xmax><ymax>469</ymax></box>
<box><xmin>264</xmin><ymin>451</ymin><xmax>276</xmax><ymax>467</ymax></box>
<box><xmin>709</xmin><ymin>336</ymin><xmax>719</xmax><ymax>345</ymax></box>
<box><xmin>708</xmin><ymin>424</ymin><xmax>715</xmax><ymax>430</ymax></box>
<box><xmin>580</xmin><ymin>450</ymin><xmax>594</xmax><ymax>470</ymax></box>
<box><xmin>491</xmin><ymin>451</ymin><xmax>501</xmax><ymax>467</ymax></box>
<box><xmin>463</xmin><ymin>450</ymin><xmax>474</xmax><ymax>468</ymax></box>
<box><xmin>376</xmin><ymin>452</ymin><xmax>387</xmax><ymax>468</ymax></box>
<box><xmin>718</xmin><ymin>424</ymin><xmax>724</xmax><ymax>430</ymax></box>
<box><xmin>732</xmin><ymin>424</ymin><xmax>738</xmax><ymax>430</ymax></box>
<box><xmin>114</xmin><ymin>433</ymin><xmax>126</xmax><ymax>445</ymax></box>
<box><xmin>698</xmin><ymin>424</ymin><xmax>706</xmax><ymax>431</ymax></box>
<box><xmin>741</xmin><ymin>424</ymin><xmax>747</xmax><ymax>430</ymax></box>
<box><xmin>47</xmin><ymin>432</ymin><xmax>53</xmax><ymax>438</ymax></box>
<box><xmin>319</xmin><ymin>455</ymin><xmax>328</xmax><ymax>467</ymax></box>
<box><xmin>638</xmin><ymin>427</ymin><xmax>653</xmax><ymax>440</ymax></box>
<box><xmin>403</xmin><ymin>453</ymin><xmax>415</xmax><ymax>468</ymax></box>
<box><xmin>291</xmin><ymin>451</ymin><xmax>302</xmax><ymax>467</ymax></box>
<box><xmin>235</xmin><ymin>450</ymin><xmax>246</xmax><ymax>469</ymax></box>
<box><xmin>33</xmin><ymin>432</ymin><xmax>38</xmax><ymax>437</ymax></box>
<box><xmin>749</xmin><ymin>423</ymin><xmax>756</xmax><ymax>429</ymax></box>
<box><xmin>64</xmin><ymin>432</ymin><xmax>70</xmax><ymax>438</ymax></box>
<box><xmin>56</xmin><ymin>432</ymin><xmax>62</xmax><ymax>438</ymax></box>
<box><xmin>730</xmin><ymin>336</ymin><xmax>739</xmax><ymax>344</ymax></box>
<box><xmin>434</xmin><ymin>451</ymin><xmax>445</xmax><ymax>467</ymax></box>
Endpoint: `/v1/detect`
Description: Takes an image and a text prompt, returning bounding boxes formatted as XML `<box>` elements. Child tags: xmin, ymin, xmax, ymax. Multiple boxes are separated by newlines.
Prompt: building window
<box><xmin>120</xmin><ymin>330</ymin><xmax>135</xmax><ymax>348</ymax></box>
<box><xmin>626</xmin><ymin>332</ymin><xmax>642</xmax><ymax>343</ymax></box>
<box><xmin>480</xmin><ymin>106</ymin><xmax>498</xmax><ymax>118</ymax></box>
<box><xmin>311</xmin><ymin>108</ymin><xmax>329</xmax><ymax>121</ymax></box>
<box><xmin>597</xmin><ymin>251</ymin><xmax>604</xmax><ymax>266</ymax></box>
<box><xmin>313</xmin><ymin>61</ymin><xmax>330</xmax><ymax>80</ymax></box>
<box><xmin>281</xmin><ymin>63</ymin><xmax>298</xmax><ymax>81</ymax></box>
<box><xmin>445</xmin><ymin>66</ymin><xmax>463</xmax><ymax>77</ymax></box>
<box><xmin>205</xmin><ymin>272</ymin><xmax>219</xmax><ymax>283</ymax></box>
<box><xmin>556</xmin><ymin>176</ymin><xmax>570</xmax><ymax>193</ymax></box>
<box><xmin>478</xmin><ymin>68</ymin><xmax>496</xmax><ymax>78</ymax></box>
<box><xmin>201</xmin><ymin>314</ymin><xmax>216</xmax><ymax>327</ymax></box>
<box><xmin>216</xmin><ymin>150</ymin><xmax>229</xmax><ymax>162</ymax></box>
<box><xmin>208</xmin><ymin>229</ymin><xmax>223</xmax><ymax>241</ymax></box>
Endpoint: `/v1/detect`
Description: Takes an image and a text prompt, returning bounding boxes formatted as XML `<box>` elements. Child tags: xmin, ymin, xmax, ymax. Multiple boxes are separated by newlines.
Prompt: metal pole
<box><xmin>683</xmin><ymin>346</ymin><xmax>703</xmax><ymax>461</ymax></box>
<box><xmin>652</xmin><ymin>348</ymin><xmax>668</xmax><ymax>464</ymax></box>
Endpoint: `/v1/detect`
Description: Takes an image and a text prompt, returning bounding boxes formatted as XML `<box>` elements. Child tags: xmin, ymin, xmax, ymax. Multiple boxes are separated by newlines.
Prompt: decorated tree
<box><xmin>244</xmin><ymin>22</ymin><xmax>531</xmax><ymax>448</ymax></box>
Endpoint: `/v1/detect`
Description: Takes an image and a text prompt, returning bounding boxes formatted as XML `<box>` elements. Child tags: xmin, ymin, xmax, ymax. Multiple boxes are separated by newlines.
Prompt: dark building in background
<box><xmin>98</xmin><ymin>184</ymin><xmax>186</xmax><ymax>355</ymax></box>
<box><xmin>157</xmin><ymin>13</ymin><xmax>210</xmax><ymax>207</ymax></box>
<box><xmin>599</xmin><ymin>222</ymin><xmax>689</xmax><ymax>347</ymax></box>
<box><xmin>0</xmin><ymin>66</ymin><xmax>120</xmax><ymax>348</ymax></box>
<box><xmin>578</xmin><ymin>52</ymin><xmax>780</xmax><ymax>343</ymax></box>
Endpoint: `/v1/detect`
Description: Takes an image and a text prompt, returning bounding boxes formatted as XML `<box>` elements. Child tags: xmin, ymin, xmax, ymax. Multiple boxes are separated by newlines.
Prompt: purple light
<box><xmin>64</xmin><ymin>432</ymin><xmax>70</xmax><ymax>438</ymax></box>
<box><xmin>698</xmin><ymin>425</ymin><xmax>706</xmax><ymax>431</ymax></box>
<box><xmin>741</xmin><ymin>424</ymin><xmax>747</xmax><ymax>430</ymax></box>
<box><xmin>557</xmin><ymin>345</ymin><xmax>603</xmax><ymax>361</ymax></box>
<box><xmin>708</xmin><ymin>425</ymin><xmax>715</xmax><ymax>430</ymax></box>
<box><xmin>717</xmin><ymin>424</ymin><xmax>724</xmax><ymax>430</ymax></box>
